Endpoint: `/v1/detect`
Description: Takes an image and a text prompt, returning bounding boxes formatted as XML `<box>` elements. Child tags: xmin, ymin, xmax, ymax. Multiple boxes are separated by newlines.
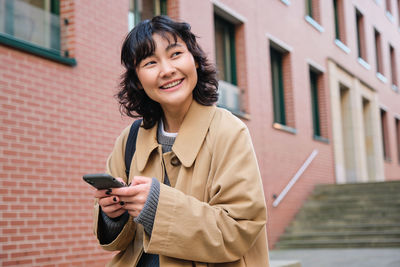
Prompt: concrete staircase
<box><xmin>276</xmin><ymin>180</ymin><xmax>400</xmax><ymax>249</ymax></box>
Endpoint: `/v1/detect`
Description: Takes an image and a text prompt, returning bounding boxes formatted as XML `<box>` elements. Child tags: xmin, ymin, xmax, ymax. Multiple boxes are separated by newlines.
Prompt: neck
<box><xmin>162</xmin><ymin>100</ymin><xmax>193</xmax><ymax>132</ymax></box>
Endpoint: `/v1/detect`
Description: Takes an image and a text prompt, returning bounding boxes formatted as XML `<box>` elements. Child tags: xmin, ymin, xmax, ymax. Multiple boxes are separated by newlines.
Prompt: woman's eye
<box><xmin>172</xmin><ymin>51</ymin><xmax>182</xmax><ymax>57</ymax></box>
<box><xmin>143</xmin><ymin>61</ymin><xmax>156</xmax><ymax>67</ymax></box>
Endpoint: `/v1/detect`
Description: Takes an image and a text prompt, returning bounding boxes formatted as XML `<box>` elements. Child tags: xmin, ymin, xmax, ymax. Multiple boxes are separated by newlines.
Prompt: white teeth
<box><xmin>161</xmin><ymin>79</ymin><xmax>182</xmax><ymax>89</ymax></box>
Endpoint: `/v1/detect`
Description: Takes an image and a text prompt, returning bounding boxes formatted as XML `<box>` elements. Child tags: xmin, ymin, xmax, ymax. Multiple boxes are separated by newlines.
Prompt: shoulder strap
<box><xmin>125</xmin><ymin>119</ymin><xmax>142</xmax><ymax>178</ymax></box>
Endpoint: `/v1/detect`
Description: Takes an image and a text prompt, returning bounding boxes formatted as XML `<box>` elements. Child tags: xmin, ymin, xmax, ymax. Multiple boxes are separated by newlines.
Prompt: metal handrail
<box><xmin>272</xmin><ymin>149</ymin><xmax>319</xmax><ymax>207</ymax></box>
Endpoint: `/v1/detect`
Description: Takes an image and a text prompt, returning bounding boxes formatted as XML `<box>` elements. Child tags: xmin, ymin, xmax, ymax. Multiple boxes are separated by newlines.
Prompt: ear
<box><xmin>195</xmin><ymin>61</ymin><xmax>199</xmax><ymax>69</ymax></box>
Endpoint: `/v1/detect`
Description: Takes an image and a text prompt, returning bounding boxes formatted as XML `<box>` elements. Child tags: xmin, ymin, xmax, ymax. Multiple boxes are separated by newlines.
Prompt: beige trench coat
<box><xmin>93</xmin><ymin>101</ymin><xmax>270</xmax><ymax>266</ymax></box>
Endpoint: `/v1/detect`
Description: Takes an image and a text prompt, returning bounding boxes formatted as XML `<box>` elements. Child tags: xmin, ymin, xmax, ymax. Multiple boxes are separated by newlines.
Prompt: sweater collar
<box><xmin>136</xmin><ymin>101</ymin><xmax>216</xmax><ymax>171</ymax></box>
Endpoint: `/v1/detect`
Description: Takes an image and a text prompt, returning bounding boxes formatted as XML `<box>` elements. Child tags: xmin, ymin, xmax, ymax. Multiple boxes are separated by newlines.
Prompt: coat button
<box><xmin>170</xmin><ymin>156</ymin><xmax>181</xmax><ymax>166</ymax></box>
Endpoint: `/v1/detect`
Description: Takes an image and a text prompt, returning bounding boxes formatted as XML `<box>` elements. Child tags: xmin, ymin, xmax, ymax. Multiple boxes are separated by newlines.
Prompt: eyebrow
<box><xmin>140</xmin><ymin>42</ymin><xmax>183</xmax><ymax>63</ymax></box>
<box><xmin>166</xmin><ymin>42</ymin><xmax>183</xmax><ymax>51</ymax></box>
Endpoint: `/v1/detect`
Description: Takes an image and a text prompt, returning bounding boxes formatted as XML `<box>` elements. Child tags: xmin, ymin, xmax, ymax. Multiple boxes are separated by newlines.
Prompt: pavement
<box><xmin>269</xmin><ymin>248</ymin><xmax>400</xmax><ymax>267</ymax></box>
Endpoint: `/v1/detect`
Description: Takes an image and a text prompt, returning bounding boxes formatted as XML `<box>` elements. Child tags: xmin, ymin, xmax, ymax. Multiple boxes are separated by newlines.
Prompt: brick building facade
<box><xmin>1</xmin><ymin>0</ymin><xmax>399</xmax><ymax>266</ymax></box>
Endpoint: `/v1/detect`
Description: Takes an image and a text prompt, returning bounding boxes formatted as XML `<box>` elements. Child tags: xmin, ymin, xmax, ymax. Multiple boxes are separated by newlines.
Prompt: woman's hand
<box><xmin>111</xmin><ymin>176</ymin><xmax>153</xmax><ymax>218</ymax></box>
<box><xmin>94</xmin><ymin>183</ymin><xmax>126</xmax><ymax>219</ymax></box>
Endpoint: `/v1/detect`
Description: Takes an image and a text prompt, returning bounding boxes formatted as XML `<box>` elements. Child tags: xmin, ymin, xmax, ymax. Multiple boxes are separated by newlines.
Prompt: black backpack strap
<box><xmin>125</xmin><ymin>119</ymin><xmax>142</xmax><ymax>178</ymax></box>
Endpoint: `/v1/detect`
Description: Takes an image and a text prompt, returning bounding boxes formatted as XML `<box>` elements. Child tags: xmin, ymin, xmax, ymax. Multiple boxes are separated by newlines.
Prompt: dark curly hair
<box><xmin>117</xmin><ymin>15</ymin><xmax>218</xmax><ymax>129</ymax></box>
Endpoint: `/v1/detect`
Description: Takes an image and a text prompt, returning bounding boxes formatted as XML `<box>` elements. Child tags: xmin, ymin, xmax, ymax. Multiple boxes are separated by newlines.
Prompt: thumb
<box><xmin>131</xmin><ymin>176</ymin><xmax>152</xmax><ymax>186</ymax></box>
<box><xmin>115</xmin><ymin>177</ymin><xmax>127</xmax><ymax>186</ymax></box>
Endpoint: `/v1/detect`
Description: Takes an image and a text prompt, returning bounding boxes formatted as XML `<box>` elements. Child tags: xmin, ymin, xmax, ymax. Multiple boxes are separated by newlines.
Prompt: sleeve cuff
<box><xmin>134</xmin><ymin>177</ymin><xmax>160</xmax><ymax>236</ymax></box>
<box><xmin>98</xmin><ymin>209</ymin><xmax>129</xmax><ymax>244</ymax></box>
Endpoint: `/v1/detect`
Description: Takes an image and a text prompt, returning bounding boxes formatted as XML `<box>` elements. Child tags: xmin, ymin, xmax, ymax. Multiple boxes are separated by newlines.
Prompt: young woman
<box><xmin>93</xmin><ymin>16</ymin><xmax>270</xmax><ymax>267</ymax></box>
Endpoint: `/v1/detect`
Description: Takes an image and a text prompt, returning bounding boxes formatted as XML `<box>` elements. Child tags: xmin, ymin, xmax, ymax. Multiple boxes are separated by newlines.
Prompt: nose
<box><xmin>159</xmin><ymin>59</ymin><xmax>176</xmax><ymax>77</ymax></box>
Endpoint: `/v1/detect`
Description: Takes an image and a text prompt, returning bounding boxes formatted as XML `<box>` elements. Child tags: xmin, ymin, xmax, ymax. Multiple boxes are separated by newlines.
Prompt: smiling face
<box><xmin>136</xmin><ymin>33</ymin><xmax>198</xmax><ymax>117</ymax></box>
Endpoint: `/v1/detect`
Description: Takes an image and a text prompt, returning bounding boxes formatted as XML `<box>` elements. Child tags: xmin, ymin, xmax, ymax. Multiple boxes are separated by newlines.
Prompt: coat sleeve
<box><xmin>143</xmin><ymin>115</ymin><xmax>267</xmax><ymax>263</ymax></box>
<box><xmin>92</xmin><ymin>126</ymin><xmax>137</xmax><ymax>252</ymax></box>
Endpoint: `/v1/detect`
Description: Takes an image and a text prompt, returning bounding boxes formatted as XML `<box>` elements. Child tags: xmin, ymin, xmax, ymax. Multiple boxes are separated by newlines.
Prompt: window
<box><xmin>215</xmin><ymin>15</ymin><xmax>237</xmax><ymax>86</ymax></box>
<box><xmin>390</xmin><ymin>45</ymin><xmax>398</xmax><ymax>90</ymax></box>
<box><xmin>269</xmin><ymin>43</ymin><xmax>295</xmax><ymax>131</ymax></box>
<box><xmin>306</xmin><ymin>0</ymin><xmax>313</xmax><ymax>18</ymax></box>
<box><xmin>355</xmin><ymin>8</ymin><xmax>367</xmax><ymax>61</ymax></box>
<box><xmin>270</xmin><ymin>47</ymin><xmax>286</xmax><ymax>125</ymax></box>
<box><xmin>333</xmin><ymin>0</ymin><xmax>346</xmax><ymax>43</ymax></box>
<box><xmin>396</xmin><ymin>118</ymin><xmax>400</xmax><ymax>164</ymax></box>
<box><xmin>374</xmin><ymin>29</ymin><xmax>384</xmax><ymax>75</ymax></box>
<box><xmin>128</xmin><ymin>0</ymin><xmax>167</xmax><ymax>30</ymax></box>
<box><xmin>305</xmin><ymin>0</ymin><xmax>323</xmax><ymax>31</ymax></box>
<box><xmin>309</xmin><ymin>68</ymin><xmax>327</xmax><ymax>140</ymax></box>
<box><xmin>306</xmin><ymin>0</ymin><xmax>321</xmax><ymax>23</ymax></box>
<box><xmin>398</xmin><ymin>0</ymin><xmax>400</xmax><ymax>27</ymax></box>
<box><xmin>380</xmin><ymin>109</ymin><xmax>391</xmax><ymax>161</ymax></box>
<box><xmin>214</xmin><ymin>14</ymin><xmax>244</xmax><ymax>115</ymax></box>
<box><xmin>1</xmin><ymin>0</ymin><xmax>60</xmax><ymax>50</ymax></box>
<box><xmin>310</xmin><ymin>70</ymin><xmax>321</xmax><ymax>137</ymax></box>
<box><xmin>386</xmin><ymin>0</ymin><xmax>392</xmax><ymax>15</ymax></box>
<box><xmin>0</xmin><ymin>0</ymin><xmax>74</xmax><ymax>65</ymax></box>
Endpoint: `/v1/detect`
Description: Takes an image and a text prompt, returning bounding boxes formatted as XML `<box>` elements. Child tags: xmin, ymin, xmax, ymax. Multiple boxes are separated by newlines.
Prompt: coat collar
<box><xmin>136</xmin><ymin>101</ymin><xmax>216</xmax><ymax>171</ymax></box>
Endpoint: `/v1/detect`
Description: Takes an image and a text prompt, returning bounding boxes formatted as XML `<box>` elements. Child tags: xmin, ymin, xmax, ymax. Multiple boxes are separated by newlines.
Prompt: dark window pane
<box><xmin>270</xmin><ymin>47</ymin><xmax>286</xmax><ymax>125</ymax></box>
<box><xmin>310</xmin><ymin>70</ymin><xmax>321</xmax><ymax>137</ymax></box>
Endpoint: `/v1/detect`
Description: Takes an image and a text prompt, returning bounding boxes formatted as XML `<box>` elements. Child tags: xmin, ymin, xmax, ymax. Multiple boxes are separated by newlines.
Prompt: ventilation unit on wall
<box><xmin>217</xmin><ymin>80</ymin><xmax>241</xmax><ymax>114</ymax></box>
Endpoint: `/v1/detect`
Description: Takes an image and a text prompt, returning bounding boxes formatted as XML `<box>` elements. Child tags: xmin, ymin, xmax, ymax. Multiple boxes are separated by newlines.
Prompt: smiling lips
<box><xmin>160</xmin><ymin>78</ymin><xmax>184</xmax><ymax>89</ymax></box>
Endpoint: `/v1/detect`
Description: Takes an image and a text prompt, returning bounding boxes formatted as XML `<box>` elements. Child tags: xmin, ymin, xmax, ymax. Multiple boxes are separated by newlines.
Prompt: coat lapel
<box><xmin>172</xmin><ymin>101</ymin><xmax>216</xmax><ymax>168</ymax></box>
<box><xmin>135</xmin><ymin>101</ymin><xmax>217</xmax><ymax>171</ymax></box>
<box><xmin>135</xmin><ymin>121</ymin><xmax>159</xmax><ymax>172</ymax></box>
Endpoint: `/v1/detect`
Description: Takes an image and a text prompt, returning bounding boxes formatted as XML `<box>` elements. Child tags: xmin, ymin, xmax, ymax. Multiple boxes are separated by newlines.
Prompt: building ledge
<box><xmin>386</xmin><ymin>11</ymin><xmax>394</xmax><ymax>23</ymax></box>
<box><xmin>335</xmin><ymin>39</ymin><xmax>350</xmax><ymax>54</ymax></box>
<box><xmin>273</xmin><ymin>123</ymin><xmax>297</xmax><ymax>134</ymax></box>
<box><xmin>305</xmin><ymin>15</ymin><xmax>324</xmax><ymax>33</ymax></box>
<box><xmin>358</xmin><ymin>57</ymin><xmax>371</xmax><ymax>70</ymax></box>
<box><xmin>233</xmin><ymin>110</ymin><xmax>251</xmax><ymax>121</ymax></box>
<box><xmin>0</xmin><ymin>33</ymin><xmax>77</xmax><ymax>66</ymax></box>
<box><xmin>279</xmin><ymin>0</ymin><xmax>290</xmax><ymax>6</ymax></box>
<box><xmin>376</xmin><ymin>72</ymin><xmax>387</xmax><ymax>83</ymax></box>
<box><xmin>313</xmin><ymin>135</ymin><xmax>329</xmax><ymax>144</ymax></box>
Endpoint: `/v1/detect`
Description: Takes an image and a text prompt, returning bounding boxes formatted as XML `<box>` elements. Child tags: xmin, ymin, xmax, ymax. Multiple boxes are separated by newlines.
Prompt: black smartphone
<box><xmin>82</xmin><ymin>173</ymin><xmax>126</xmax><ymax>190</ymax></box>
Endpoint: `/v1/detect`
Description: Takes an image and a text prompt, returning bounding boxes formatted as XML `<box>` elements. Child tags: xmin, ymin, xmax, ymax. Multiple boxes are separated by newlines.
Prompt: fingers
<box><xmin>98</xmin><ymin>195</ymin><xmax>126</xmax><ymax>218</ymax></box>
<box><xmin>102</xmin><ymin>205</ymin><xmax>126</xmax><ymax>218</ymax></box>
<box><xmin>112</xmin><ymin>176</ymin><xmax>152</xmax><ymax>196</ymax></box>
<box><xmin>99</xmin><ymin>195</ymin><xmax>120</xmax><ymax>207</ymax></box>
<box><xmin>121</xmin><ymin>202</ymin><xmax>141</xmax><ymax>218</ymax></box>
<box><xmin>94</xmin><ymin>188</ymin><xmax>113</xmax><ymax>198</ymax></box>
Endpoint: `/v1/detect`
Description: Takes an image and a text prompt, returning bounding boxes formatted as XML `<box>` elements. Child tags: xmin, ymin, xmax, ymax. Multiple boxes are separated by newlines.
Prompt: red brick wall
<box><xmin>0</xmin><ymin>0</ymin><xmax>130</xmax><ymax>266</ymax></box>
<box><xmin>60</xmin><ymin>0</ymin><xmax>76</xmax><ymax>58</ymax></box>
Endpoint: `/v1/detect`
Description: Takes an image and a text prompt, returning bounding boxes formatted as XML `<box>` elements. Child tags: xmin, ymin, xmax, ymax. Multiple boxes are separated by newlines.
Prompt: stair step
<box><xmin>287</xmin><ymin>223</ymin><xmax>400</xmax><ymax>233</ymax></box>
<box><xmin>276</xmin><ymin>181</ymin><xmax>400</xmax><ymax>249</ymax></box>
<box><xmin>276</xmin><ymin>239</ymin><xmax>400</xmax><ymax>249</ymax></box>
<box><xmin>270</xmin><ymin>260</ymin><xmax>301</xmax><ymax>267</ymax></box>
<box><xmin>280</xmin><ymin>230</ymin><xmax>400</xmax><ymax>241</ymax></box>
<box><xmin>315</xmin><ymin>181</ymin><xmax>400</xmax><ymax>190</ymax></box>
<box><xmin>295</xmin><ymin>213</ymin><xmax>400</xmax><ymax>221</ymax></box>
<box><xmin>298</xmin><ymin>205</ymin><xmax>400</xmax><ymax>214</ymax></box>
<box><xmin>310</xmin><ymin>196</ymin><xmax>400</xmax><ymax>202</ymax></box>
<box><xmin>306</xmin><ymin>197</ymin><xmax>400</xmax><ymax>203</ymax></box>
